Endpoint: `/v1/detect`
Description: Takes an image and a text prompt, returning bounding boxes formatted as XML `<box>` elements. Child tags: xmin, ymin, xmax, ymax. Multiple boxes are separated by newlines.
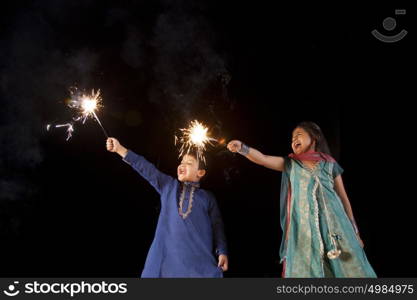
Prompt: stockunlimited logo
<box><xmin>371</xmin><ymin>9</ymin><xmax>407</xmax><ymax>43</ymax></box>
<box><xmin>3</xmin><ymin>281</ymin><xmax>20</xmax><ymax>297</ymax></box>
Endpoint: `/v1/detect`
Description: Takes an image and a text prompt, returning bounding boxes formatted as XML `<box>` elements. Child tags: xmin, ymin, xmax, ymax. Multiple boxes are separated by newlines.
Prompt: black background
<box><xmin>0</xmin><ymin>1</ymin><xmax>414</xmax><ymax>277</ymax></box>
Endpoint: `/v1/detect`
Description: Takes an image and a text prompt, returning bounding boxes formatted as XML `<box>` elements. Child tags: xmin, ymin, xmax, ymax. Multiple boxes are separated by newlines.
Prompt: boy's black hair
<box><xmin>295</xmin><ymin>121</ymin><xmax>332</xmax><ymax>155</ymax></box>
<box><xmin>181</xmin><ymin>151</ymin><xmax>207</xmax><ymax>170</ymax></box>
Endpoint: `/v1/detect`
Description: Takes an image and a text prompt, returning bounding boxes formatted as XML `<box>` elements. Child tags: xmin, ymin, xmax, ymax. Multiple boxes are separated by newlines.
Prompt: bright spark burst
<box><xmin>48</xmin><ymin>88</ymin><xmax>107</xmax><ymax>141</ymax></box>
<box><xmin>175</xmin><ymin>120</ymin><xmax>217</xmax><ymax>164</ymax></box>
<box><xmin>69</xmin><ymin>88</ymin><xmax>102</xmax><ymax>124</ymax></box>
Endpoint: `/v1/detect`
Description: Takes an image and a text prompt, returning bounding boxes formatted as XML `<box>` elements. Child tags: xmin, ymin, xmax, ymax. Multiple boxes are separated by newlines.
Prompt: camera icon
<box><xmin>3</xmin><ymin>281</ymin><xmax>20</xmax><ymax>297</ymax></box>
<box><xmin>372</xmin><ymin>9</ymin><xmax>407</xmax><ymax>43</ymax></box>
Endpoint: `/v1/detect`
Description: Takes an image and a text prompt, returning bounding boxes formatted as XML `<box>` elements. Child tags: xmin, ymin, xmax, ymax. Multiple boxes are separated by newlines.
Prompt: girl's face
<box><xmin>291</xmin><ymin>127</ymin><xmax>315</xmax><ymax>154</ymax></box>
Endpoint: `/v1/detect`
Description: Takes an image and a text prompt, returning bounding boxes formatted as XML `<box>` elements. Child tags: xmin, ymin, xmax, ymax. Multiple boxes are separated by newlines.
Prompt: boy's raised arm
<box><xmin>107</xmin><ymin>137</ymin><xmax>174</xmax><ymax>194</ymax></box>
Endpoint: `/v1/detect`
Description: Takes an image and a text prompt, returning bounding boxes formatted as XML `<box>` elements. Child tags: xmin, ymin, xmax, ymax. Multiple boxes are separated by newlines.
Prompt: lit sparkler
<box><xmin>175</xmin><ymin>120</ymin><xmax>219</xmax><ymax>163</ymax></box>
<box><xmin>48</xmin><ymin>88</ymin><xmax>109</xmax><ymax>140</ymax></box>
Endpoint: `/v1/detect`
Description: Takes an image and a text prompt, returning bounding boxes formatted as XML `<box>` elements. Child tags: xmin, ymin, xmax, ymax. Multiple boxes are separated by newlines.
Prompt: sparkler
<box><xmin>175</xmin><ymin>120</ymin><xmax>220</xmax><ymax>164</ymax></box>
<box><xmin>48</xmin><ymin>88</ymin><xmax>109</xmax><ymax>140</ymax></box>
<box><xmin>69</xmin><ymin>88</ymin><xmax>108</xmax><ymax>138</ymax></box>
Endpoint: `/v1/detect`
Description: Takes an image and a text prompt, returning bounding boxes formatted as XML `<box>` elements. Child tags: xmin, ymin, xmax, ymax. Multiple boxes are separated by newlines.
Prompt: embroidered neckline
<box><xmin>178</xmin><ymin>183</ymin><xmax>197</xmax><ymax>219</ymax></box>
<box><xmin>302</xmin><ymin>161</ymin><xmax>320</xmax><ymax>172</ymax></box>
<box><xmin>183</xmin><ymin>181</ymin><xmax>200</xmax><ymax>188</ymax></box>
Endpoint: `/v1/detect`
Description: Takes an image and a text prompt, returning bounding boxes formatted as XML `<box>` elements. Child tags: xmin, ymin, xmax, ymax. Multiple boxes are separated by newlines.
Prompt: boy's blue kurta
<box><xmin>123</xmin><ymin>150</ymin><xmax>227</xmax><ymax>278</ymax></box>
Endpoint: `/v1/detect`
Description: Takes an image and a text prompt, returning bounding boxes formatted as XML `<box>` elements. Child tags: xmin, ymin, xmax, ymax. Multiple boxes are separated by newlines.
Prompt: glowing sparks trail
<box><xmin>48</xmin><ymin>88</ymin><xmax>108</xmax><ymax>140</ymax></box>
<box><xmin>175</xmin><ymin>120</ymin><xmax>218</xmax><ymax>164</ymax></box>
<box><xmin>54</xmin><ymin>123</ymin><xmax>74</xmax><ymax>141</ymax></box>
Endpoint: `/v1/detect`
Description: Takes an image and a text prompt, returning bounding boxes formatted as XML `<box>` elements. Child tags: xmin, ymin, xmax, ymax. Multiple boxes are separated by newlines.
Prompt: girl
<box><xmin>227</xmin><ymin>121</ymin><xmax>376</xmax><ymax>278</ymax></box>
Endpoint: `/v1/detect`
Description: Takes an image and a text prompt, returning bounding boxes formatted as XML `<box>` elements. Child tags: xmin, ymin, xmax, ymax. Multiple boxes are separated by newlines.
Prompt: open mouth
<box><xmin>294</xmin><ymin>142</ymin><xmax>302</xmax><ymax>150</ymax></box>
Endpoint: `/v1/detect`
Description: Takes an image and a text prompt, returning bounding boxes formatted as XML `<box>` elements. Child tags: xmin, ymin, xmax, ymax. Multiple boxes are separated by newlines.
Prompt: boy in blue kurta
<box><xmin>106</xmin><ymin>137</ymin><xmax>228</xmax><ymax>278</ymax></box>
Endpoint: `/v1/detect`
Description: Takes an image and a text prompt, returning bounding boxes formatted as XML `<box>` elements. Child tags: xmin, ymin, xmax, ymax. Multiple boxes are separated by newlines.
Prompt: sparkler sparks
<box><xmin>55</xmin><ymin>123</ymin><xmax>74</xmax><ymax>141</ymax></box>
<box><xmin>175</xmin><ymin>120</ymin><xmax>218</xmax><ymax>164</ymax></box>
<box><xmin>48</xmin><ymin>88</ymin><xmax>108</xmax><ymax>140</ymax></box>
<box><xmin>69</xmin><ymin>88</ymin><xmax>103</xmax><ymax>124</ymax></box>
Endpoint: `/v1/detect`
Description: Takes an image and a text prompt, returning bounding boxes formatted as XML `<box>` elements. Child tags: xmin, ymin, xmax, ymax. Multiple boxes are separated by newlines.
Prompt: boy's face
<box><xmin>177</xmin><ymin>154</ymin><xmax>206</xmax><ymax>182</ymax></box>
<box><xmin>291</xmin><ymin>127</ymin><xmax>315</xmax><ymax>155</ymax></box>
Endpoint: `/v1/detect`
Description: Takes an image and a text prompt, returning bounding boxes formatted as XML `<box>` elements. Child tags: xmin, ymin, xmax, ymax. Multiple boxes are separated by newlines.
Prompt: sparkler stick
<box><xmin>92</xmin><ymin>111</ymin><xmax>108</xmax><ymax>138</ymax></box>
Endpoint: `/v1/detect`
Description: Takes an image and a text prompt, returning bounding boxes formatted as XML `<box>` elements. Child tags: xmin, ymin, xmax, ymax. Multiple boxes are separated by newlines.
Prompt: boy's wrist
<box><xmin>117</xmin><ymin>146</ymin><xmax>128</xmax><ymax>158</ymax></box>
<box><xmin>216</xmin><ymin>249</ymin><xmax>228</xmax><ymax>256</ymax></box>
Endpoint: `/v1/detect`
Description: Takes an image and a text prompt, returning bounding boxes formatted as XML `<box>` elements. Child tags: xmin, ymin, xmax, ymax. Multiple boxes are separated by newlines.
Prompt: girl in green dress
<box><xmin>227</xmin><ymin>121</ymin><xmax>376</xmax><ymax>278</ymax></box>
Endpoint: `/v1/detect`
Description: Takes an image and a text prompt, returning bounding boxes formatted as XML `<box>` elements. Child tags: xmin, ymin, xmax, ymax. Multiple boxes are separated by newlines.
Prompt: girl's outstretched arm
<box><xmin>227</xmin><ymin>140</ymin><xmax>284</xmax><ymax>171</ymax></box>
<box><xmin>334</xmin><ymin>175</ymin><xmax>364</xmax><ymax>247</ymax></box>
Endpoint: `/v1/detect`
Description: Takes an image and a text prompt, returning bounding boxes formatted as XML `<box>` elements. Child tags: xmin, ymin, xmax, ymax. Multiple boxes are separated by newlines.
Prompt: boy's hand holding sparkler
<box><xmin>107</xmin><ymin>137</ymin><xmax>128</xmax><ymax>158</ymax></box>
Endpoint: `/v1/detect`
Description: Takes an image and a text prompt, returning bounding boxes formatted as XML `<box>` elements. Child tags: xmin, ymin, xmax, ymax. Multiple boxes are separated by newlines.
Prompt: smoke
<box><xmin>0</xmin><ymin>4</ymin><xmax>102</xmax><ymax>218</ymax></box>
<box><xmin>1</xmin><ymin>1</ymin><xmax>233</xmax><ymax>206</ymax></box>
<box><xmin>148</xmin><ymin>3</ymin><xmax>231</xmax><ymax>126</ymax></box>
<box><xmin>67</xmin><ymin>49</ymin><xmax>99</xmax><ymax>83</ymax></box>
<box><xmin>121</xmin><ymin>26</ymin><xmax>145</xmax><ymax>69</ymax></box>
<box><xmin>1</xmin><ymin>12</ymin><xmax>44</xmax><ymax>207</ymax></box>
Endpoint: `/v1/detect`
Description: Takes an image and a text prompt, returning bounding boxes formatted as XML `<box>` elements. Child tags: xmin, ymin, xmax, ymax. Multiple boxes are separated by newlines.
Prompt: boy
<box><xmin>106</xmin><ymin>137</ymin><xmax>228</xmax><ymax>277</ymax></box>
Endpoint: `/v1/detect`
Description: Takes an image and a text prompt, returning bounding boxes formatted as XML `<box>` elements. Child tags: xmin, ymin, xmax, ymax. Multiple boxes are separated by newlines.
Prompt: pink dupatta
<box><xmin>288</xmin><ymin>150</ymin><xmax>336</xmax><ymax>163</ymax></box>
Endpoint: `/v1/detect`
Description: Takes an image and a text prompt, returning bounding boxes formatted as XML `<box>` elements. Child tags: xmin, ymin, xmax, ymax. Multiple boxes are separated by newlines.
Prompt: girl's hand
<box><xmin>227</xmin><ymin>140</ymin><xmax>242</xmax><ymax>153</ymax></box>
<box><xmin>218</xmin><ymin>254</ymin><xmax>228</xmax><ymax>271</ymax></box>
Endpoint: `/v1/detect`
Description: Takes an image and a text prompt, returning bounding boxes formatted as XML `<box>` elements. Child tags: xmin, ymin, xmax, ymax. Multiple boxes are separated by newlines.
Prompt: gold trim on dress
<box><xmin>178</xmin><ymin>184</ymin><xmax>196</xmax><ymax>219</ymax></box>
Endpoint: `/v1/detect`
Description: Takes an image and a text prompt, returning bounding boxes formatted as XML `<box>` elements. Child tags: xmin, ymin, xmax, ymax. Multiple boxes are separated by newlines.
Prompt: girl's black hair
<box><xmin>295</xmin><ymin>121</ymin><xmax>332</xmax><ymax>155</ymax></box>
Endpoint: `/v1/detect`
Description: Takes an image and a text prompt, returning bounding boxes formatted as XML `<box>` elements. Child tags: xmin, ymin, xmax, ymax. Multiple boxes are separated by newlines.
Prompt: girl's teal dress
<box><xmin>279</xmin><ymin>157</ymin><xmax>377</xmax><ymax>277</ymax></box>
